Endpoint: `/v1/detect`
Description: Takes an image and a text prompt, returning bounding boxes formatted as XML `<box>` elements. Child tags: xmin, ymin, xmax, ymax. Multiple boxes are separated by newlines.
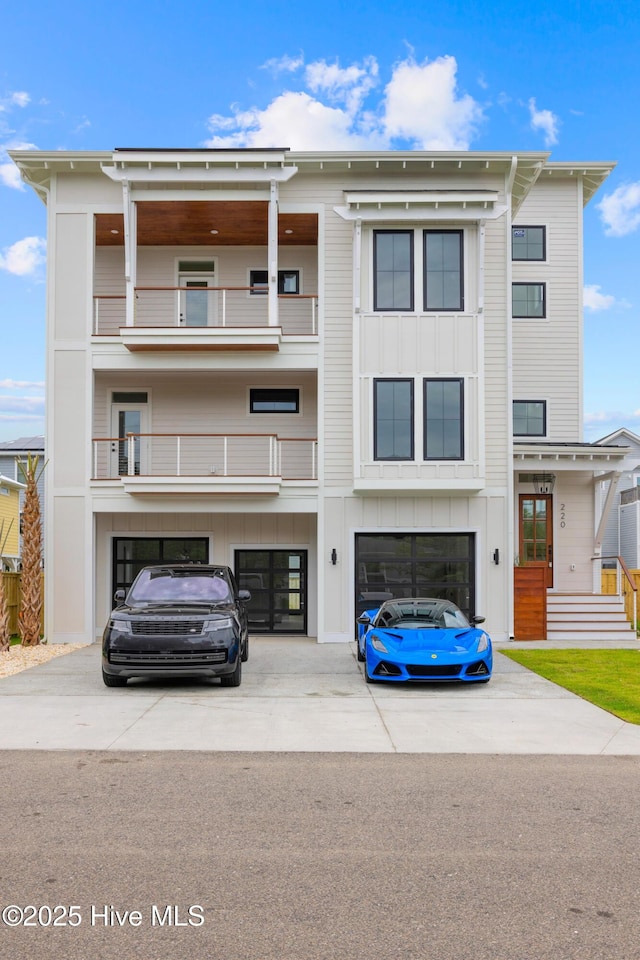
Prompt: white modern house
<box><xmin>10</xmin><ymin>146</ymin><xmax>636</xmax><ymax>644</ymax></box>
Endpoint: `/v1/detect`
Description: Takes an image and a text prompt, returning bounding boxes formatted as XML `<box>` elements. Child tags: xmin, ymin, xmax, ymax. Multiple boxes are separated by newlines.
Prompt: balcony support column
<box><xmin>122</xmin><ymin>180</ymin><xmax>137</xmax><ymax>327</ymax></box>
<box><xmin>268</xmin><ymin>179</ymin><xmax>279</xmax><ymax>326</ymax></box>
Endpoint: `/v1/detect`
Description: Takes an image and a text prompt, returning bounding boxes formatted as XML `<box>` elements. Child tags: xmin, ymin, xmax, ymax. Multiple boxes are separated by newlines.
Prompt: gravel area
<box><xmin>0</xmin><ymin>643</ymin><xmax>90</xmax><ymax>678</ymax></box>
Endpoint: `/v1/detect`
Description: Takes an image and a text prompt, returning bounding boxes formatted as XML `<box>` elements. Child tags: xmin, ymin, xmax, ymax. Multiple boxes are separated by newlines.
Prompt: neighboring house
<box><xmin>596</xmin><ymin>428</ymin><xmax>640</xmax><ymax>568</ymax></box>
<box><xmin>10</xmin><ymin>147</ymin><xmax>633</xmax><ymax>644</ymax></box>
<box><xmin>0</xmin><ymin>475</ymin><xmax>26</xmax><ymax>570</ymax></box>
<box><xmin>0</xmin><ymin>436</ymin><xmax>46</xmax><ymax>560</ymax></box>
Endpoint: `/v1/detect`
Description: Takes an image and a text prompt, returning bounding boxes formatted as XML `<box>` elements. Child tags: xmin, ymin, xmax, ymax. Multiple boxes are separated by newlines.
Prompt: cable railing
<box><xmin>92</xmin><ymin>433</ymin><xmax>318</xmax><ymax>481</ymax></box>
<box><xmin>93</xmin><ymin>288</ymin><xmax>318</xmax><ymax>335</ymax></box>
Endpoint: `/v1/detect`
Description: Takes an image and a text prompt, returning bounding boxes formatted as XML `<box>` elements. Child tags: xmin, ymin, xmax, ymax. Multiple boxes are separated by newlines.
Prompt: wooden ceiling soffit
<box><xmin>95</xmin><ymin>205</ymin><xmax>318</xmax><ymax>246</ymax></box>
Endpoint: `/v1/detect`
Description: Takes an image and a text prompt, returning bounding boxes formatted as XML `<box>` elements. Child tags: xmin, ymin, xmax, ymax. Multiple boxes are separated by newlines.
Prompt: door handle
<box><xmin>548</xmin><ymin>544</ymin><xmax>553</xmax><ymax>567</ymax></box>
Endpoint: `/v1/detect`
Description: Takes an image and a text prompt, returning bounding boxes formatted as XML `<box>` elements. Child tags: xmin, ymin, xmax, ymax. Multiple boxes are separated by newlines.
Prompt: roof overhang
<box><xmin>0</xmin><ymin>474</ymin><xmax>26</xmax><ymax>491</ymax></box>
<box><xmin>336</xmin><ymin>188</ymin><xmax>506</xmax><ymax>222</ymax></box>
<box><xmin>514</xmin><ymin>441</ymin><xmax>631</xmax><ymax>472</ymax></box>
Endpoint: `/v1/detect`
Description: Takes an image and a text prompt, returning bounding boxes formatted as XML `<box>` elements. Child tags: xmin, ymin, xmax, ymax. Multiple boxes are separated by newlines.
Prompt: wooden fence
<box><xmin>1</xmin><ymin>572</ymin><xmax>44</xmax><ymax>637</ymax></box>
<box><xmin>602</xmin><ymin>567</ymin><xmax>640</xmax><ymax>627</ymax></box>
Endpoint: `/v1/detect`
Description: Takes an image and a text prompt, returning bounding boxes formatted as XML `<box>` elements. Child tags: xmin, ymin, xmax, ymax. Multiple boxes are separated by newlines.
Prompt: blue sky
<box><xmin>1</xmin><ymin>0</ymin><xmax>639</xmax><ymax>442</ymax></box>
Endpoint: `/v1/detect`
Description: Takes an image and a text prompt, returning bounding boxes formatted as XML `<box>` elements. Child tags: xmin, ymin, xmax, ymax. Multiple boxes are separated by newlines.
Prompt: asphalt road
<box><xmin>2</xmin><ymin>751</ymin><xmax>640</xmax><ymax>960</ymax></box>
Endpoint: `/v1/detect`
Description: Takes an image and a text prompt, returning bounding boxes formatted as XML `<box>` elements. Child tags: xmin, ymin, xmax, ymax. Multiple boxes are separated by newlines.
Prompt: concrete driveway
<box><xmin>1</xmin><ymin>638</ymin><xmax>640</xmax><ymax>754</ymax></box>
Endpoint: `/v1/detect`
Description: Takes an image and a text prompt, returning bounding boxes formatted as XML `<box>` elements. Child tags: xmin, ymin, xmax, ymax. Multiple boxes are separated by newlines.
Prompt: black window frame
<box><xmin>512</xmin><ymin>282</ymin><xmax>546</xmax><ymax>319</ymax></box>
<box><xmin>249</xmin><ymin>388</ymin><xmax>300</xmax><ymax>414</ymax></box>
<box><xmin>373</xmin><ymin>230</ymin><xmax>414</xmax><ymax>312</ymax></box>
<box><xmin>373</xmin><ymin>378</ymin><xmax>414</xmax><ymax>461</ymax></box>
<box><xmin>423</xmin><ymin>229</ymin><xmax>464</xmax><ymax>312</ymax></box>
<box><xmin>423</xmin><ymin>378</ymin><xmax>465</xmax><ymax>461</ymax></box>
<box><xmin>512</xmin><ymin>225</ymin><xmax>546</xmax><ymax>261</ymax></box>
<box><xmin>513</xmin><ymin>400</ymin><xmax>547</xmax><ymax>437</ymax></box>
<box><xmin>249</xmin><ymin>269</ymin><xmax>300</xmax><ymax>295</ymax></box>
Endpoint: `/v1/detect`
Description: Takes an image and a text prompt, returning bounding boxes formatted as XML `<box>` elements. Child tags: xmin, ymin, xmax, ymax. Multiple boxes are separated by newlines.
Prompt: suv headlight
<box><xmin>203</xmin><ymin>618</ymin><xmax>234</xmax><ymax>631</ymax></box>
<box><xmin>109</xmin><ymin>619</ymin><xmax>131</xmax><ymax>634</ymax></box>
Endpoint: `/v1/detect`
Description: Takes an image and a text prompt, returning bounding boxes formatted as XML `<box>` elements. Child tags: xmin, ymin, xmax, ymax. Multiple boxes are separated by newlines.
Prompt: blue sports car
<box><xmin>357</xmin><ymin>598</ymin><xmax>492</xmax><ymax>684</ymax></box>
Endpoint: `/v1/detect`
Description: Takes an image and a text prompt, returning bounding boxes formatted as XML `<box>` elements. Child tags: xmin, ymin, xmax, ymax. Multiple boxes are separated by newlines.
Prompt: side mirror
<box><xmin>238</xmin><ymin>589</ymin><xmax>251</xmax><ymax>602</ymax></box>
<box><xmin>114</xmin><ymin>588</ymin><xmax>126</xmax><ymax>605</ymax></box>
<box><xmin>471</xmin><ymin>615</ymin><xmax>485</xmax><ymax>625</ymax></box>
<box><xmin>357</xmin><ymin>613</ymin><xmax>372</xmax><ymax>625</ymax></box>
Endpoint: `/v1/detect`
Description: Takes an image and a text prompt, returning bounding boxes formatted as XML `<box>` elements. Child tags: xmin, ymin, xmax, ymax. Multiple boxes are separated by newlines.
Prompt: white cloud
<box><xmin>383</xmin><ymin>55</ymin><xmax>483</xmax><ymax>149</ymax></box>
<box><xmin>584</xmin><ymin>284</ymin><xmax>617</xmax><ymax>311</ymax></box>
<box><xmin>205</xmin><ymin>53</ymin><xmax>483</xmax><ymax>151</ymax></box>
<box><xmin>0</xmin><ymin>90</ymin><xmax>30</xmax><ymax>112</ymax></box>
<box><xmin>0</xmin><ymin>396</ymin><xmax>45</xmax><ymax>415</ymax></box>
<box><xmin>261</xmin><ymin>54</ymin><xmax>304</xmax><ymax>75</ymax></box>
<box><xmin>0</xmin><ymin>236</ymin><xmax>46</xmax><ymax>276</ymax></box>
<box><xmin>528</xmin><ymin>97</ymin><xmax>559</xmax><ymax>146</ymax></box>
<box><xmin>0</xmin><ymin>140</ymin><xmax>38</xmax><ymax>190</ymax></box>
<box><xmin>597</xmin><ymin>182</ymin><xmax>640</xmax><ymax>237</ymax></box>
<box><xmin>0</xmin><ymin>379</ymin><xmax>45</xmax><ymax>390</ymax></box>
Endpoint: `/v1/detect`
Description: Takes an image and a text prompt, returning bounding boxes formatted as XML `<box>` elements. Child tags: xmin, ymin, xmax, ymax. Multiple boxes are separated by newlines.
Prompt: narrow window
<box><xmin>374</xmin><ymin>379</ymin><xmax>414</xmax><ymax>460</ymax></box>
<box><xmin>424</xmin><ymin>379</ymin><xmax>464</xmax><ymax>460</ymax></box>
<box><xmin>250</xmin><ymin>389</ymin><xmax>300</xmax><ymax>413</ymax></box>
<box><xmin>249</xmin><ymin>270</ymin><xmax>300</xmax><ymax>295</ymax></box>
<box><xmin>424</xmin><ymin>230</ymin><xmax>464</xmax><ymax>311</ymax></box>
<box><xmin>513</xmin><ymin>401</ymin><xmax>546</xmax><ymax>437</ymax></box>
<box><xmin>512</xmin><ymin>226</ymin><xmax>546</xmax><ymax>261</ymax></box>
<box><xmin>373</xmin><ymin>231</ymin><xmax>414</xmax><ymax>312</ymax></box>
<box><xmin>512</xmin><ymin>282</ymin><xmax>546</xmax><ymax>318</ymax></box>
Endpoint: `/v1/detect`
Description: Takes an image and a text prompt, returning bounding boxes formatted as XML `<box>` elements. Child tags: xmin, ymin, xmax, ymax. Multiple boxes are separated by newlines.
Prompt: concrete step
<box><xmin>546</xmin><ymin>592</ymin><xmax>636</xmax><ymax>641</ymax></box>
<box><xmin>548</xmin><ymin>612</ymin><xmax>630</xmax><ymax>623</ymax></box>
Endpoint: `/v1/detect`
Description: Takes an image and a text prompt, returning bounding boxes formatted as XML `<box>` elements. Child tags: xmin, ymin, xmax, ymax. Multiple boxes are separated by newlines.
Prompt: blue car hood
<box><xmin>375</xmin><ymin>627</ymin><xmax>483</xmax><ymax>654</ymax></box>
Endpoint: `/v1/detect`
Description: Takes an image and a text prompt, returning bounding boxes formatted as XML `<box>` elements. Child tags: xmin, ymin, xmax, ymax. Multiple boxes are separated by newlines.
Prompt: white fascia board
<box><xmin>344</xmin><ymin>191</ymin><xmax>499</xmax><ymax>205</ymax></box>
<box><xmin>335</xmin><ymin>203</ymin><xmax>508</xmax><ymax>222</ymax></box>
<box><xmin>102</xmin><ymin>165</ymin><xmax>298</xmax><ymax>184</ymax></box>
<box><xmin>0</xmin><ymin>474</ymin><xmax>26</xmax><ymax>491</ymax></box>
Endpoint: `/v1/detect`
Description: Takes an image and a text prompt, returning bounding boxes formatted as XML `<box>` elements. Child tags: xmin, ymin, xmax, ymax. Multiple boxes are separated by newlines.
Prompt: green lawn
<box><xmin>501</xmin><ymin>649</ymin><xmax>640</xmax><ymax>724</ymax></box>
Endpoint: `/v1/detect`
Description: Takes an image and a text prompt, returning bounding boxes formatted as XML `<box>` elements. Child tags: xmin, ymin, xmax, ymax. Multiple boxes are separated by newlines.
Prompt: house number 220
<box><xmin>559</xmin><ymin>503</ymin><xmax>566</xmax><ymax>528</ymax></box>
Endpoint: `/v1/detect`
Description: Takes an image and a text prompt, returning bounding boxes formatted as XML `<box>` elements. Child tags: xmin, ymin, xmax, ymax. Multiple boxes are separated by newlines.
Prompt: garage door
<box><xmin>355</xmin><ymin>533</ymin><xmax>476</xmax><ymax>621</ymax></box>
<box><xmin>112</xmin><ymin>537</ymin><xmax>209</xmax><ymax>596</ymax></box>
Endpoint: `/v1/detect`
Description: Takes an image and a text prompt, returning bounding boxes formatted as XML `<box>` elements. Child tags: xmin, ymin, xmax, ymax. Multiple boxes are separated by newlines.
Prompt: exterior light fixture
<box><xmin>532</xmin><ymin>473</ymin><xmax>556</xmax><ymax>495</ymax></box>
<box><xmin>331</xmin><ymin>548</ymin><xmax>337</xmax><ymax>565</ymax></box>
<box><xmin>210</xmin><ymin>229</ymin><xmax>219</xmax><ymax>235</ymax></box>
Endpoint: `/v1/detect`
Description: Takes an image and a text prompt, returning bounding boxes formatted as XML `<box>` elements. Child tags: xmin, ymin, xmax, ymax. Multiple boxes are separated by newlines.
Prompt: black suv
<box><xmin>102</xmin><ymin>565</ymin><xmax>250</xmax><ymax>688</ymax></box>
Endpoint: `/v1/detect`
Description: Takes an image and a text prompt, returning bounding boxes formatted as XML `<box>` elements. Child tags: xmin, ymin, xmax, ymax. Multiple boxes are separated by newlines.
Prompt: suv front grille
<box><xmin>130</xmin><ymin>620</ymin><xmax>205</xmax><ymax>636</ymax></box>
<box><xmin>109</xmin><ymin>650</ymin><xmax>228</xmax><ymax>666</ymax></box>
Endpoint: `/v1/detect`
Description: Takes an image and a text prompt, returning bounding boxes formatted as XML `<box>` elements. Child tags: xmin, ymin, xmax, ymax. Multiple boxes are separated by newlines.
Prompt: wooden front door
<box><xmin>519</xmin><ymin>494</ymin><xmax>553</xmax><ymax>588</ymax></box>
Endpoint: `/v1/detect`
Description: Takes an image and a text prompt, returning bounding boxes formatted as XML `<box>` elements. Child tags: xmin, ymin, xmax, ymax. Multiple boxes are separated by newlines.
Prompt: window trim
<box><xmin>373</xmin><ymin>378</ymin><xmax>415</xmax><ymax>461</ymax></box>
<box><xmin>513</xmin><ymin>400</ymin><xmax>547</xmax><ymax>437</ymax></box>
<box><xmin>512</xmin><ymin>282</ymin><xmax>547</xmax><ymax>319</ymax></box>
<box><xmin>249</xmin><ymin>269</ymin><xmax>301</xmax><ymax>295</ymax></box>
<box><xmin>423</xmin><ymin>378</ymin><xmax>465</xmax><ymax>461</ymax></box>
<box><xmin>423</xmin><ymin>229</ymin><xmax>464</xmax><ymax>312</ymax></box>
<box><xmin>373</xmin><ymin>230</ymin><xmax>415</xmax><ymax>313</ymax></box>
<box><xmin>249</xmin><ymin>387</ymin><xmax>301</xmax><ymax>414</ymax></box>
<box><xmin>512</xmin><ymin>225</ymin><xmax>546</xmax><ymax>262</ymax></box>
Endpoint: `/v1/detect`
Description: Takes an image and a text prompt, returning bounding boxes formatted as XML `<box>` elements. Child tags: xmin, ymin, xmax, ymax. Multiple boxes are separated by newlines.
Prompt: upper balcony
<box><xmin>92</xmin><ymin>199</ymin><xmax>319</xmax><ymax>353</ymax></box>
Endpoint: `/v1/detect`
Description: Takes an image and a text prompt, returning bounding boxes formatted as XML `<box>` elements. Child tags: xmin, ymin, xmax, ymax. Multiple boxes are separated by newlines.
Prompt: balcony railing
<box><xmin>92</xmin><ymin>433</ymin><xmax>318</xmax><ymax>481</ymax></box>
<box><xmin>93</xmin><ymin>288</ymin><xmax>318</xmax><ymax>336</ymax></box>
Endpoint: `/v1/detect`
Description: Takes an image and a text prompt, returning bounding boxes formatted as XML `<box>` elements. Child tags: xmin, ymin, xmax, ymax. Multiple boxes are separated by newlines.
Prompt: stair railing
<box><xmin>598</xmin><ymin>555</ymin><xmax>638</xmax><ymax>632</ymax></box>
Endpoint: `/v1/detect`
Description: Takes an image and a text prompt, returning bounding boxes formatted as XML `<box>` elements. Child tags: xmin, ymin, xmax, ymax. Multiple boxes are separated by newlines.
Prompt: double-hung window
<box><xmin>424</xmin><ymin>379</ymin><xmax>464</xmax><ymax>460</ymax></box>
<box><xmin>512</xmin><ymin>282</ymin><xmax>546</xmax><ymax>318</ymax></box>
<box><xmin>373</xmin><ymin>379</ymin><xmax>414</xmax><ymax>460</ymax></box>
<box><xmin>373</xmin><ymin>231</ymin><xmax>414</xmax><ymax>311</ymax></box>
<box><xmin>513</xmin><ymin>400</ymin><xmax>546</xmax><ymax>437</ymax></box>
<box><xmin>512</xmin><ymin>226</ymin><xmax>546</xmax><ymax>261</ymax></box>
<box><xmin>424</xmin><ymin>231</ymin><xmax>464</xmax><ymax>311</ymax></box>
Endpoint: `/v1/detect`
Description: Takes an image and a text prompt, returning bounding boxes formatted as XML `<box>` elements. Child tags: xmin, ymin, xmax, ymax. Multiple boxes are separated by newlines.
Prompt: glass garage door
<box><xmin>112</xmin><ymin>538</ymin><xmax>209</xmax><ymax>596</ymax></box>
<box><xmin>355</xmin><ymin>533</ymin><xmax>475</xmax><ymax>621</ymax></box>
<box><xmin>235</xmin><ymin>550</ymin><xmax>307</xmax><ymax>634</ymax></box>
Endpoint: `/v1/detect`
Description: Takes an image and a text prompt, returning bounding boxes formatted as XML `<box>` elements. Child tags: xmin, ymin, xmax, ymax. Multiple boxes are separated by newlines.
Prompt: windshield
<box><xmin>128</xmin><ymin>569</ymin><xmax>232</xmax><ymax>605</ymax></box>
<box><xmin>375</xmin><ymin>600</ymin><xmax>470</xmax><ymax>630</ymax></box>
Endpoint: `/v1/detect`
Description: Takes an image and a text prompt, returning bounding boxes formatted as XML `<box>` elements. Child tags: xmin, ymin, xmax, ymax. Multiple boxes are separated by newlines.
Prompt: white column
<box><xmin>123</xmin><ymin>181</ymin><xmax>137</xmax><ymax>326</ymax></box>
<box><xmin>268</xmin><ymin>179</ymin><xmax>278</xmax><ymax>326</ymax></box>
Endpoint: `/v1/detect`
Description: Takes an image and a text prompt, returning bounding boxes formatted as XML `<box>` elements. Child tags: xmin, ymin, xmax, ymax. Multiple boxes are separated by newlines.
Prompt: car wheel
<box><xmin>220</xmin><ymin>656</ymin><xmax>242</xmax><ymax>687</ymax></box>
<box><xmin>241</xmin><ymin>634</ymin><xmax>249</xmax><ymax>663</ymax></box>
<box><xmin>102</xmin><ymin>670</ymin><xmax>128</xmax><ymax>688</ymax></box>
<box><xmin>356</xmin><ymin>639</ymin><xmax>365</xmax><ymax>662</ymax></box>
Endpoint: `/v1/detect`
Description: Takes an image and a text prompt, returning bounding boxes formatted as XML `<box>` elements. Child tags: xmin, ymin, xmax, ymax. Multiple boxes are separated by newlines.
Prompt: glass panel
<box><xmin>179</xmin><ymin>260</ymin><xmax>215</xmax><ymax>273</ymax></box>
<box><xmin>513</xmin><ymin>284</ymin><xmax>544</xmax><ymax>318</ymax></box>
<box><xmin>535</xmin><ymin>542</ymin><xmax>547</xmax><ymax>561</ymax></box>
<box><xmin>424</xmin><ymin>380</ymin><xmax>462</xmax><ymax>459</ymax></box>
<box><xmin>118</xmin><ymin>410</ymin><xmax>141</xmax><ymax>475</ymax></box>
<box><xmin>535</xmin><ymin>500</ymin><xmax>547</xmax><ymax>519</ymax></box>
<box><xmin>521</xmin><ymin>499</ymin><xmax>534</xmax><ymax>519</ymax></box>
<box><xmin>184</xmin><ymin>282</ymin><xmax>208</xmax><ymax>327</ymax></box>
<box><xmin>112</xmin><ymin>392</ymin><xmax>148</xmax><ymax>404</ymax></box>
<box><xmin>425</xmin><ymin>232</ymin><xmax>462</xmax><ymax>310</ymax></box>
<box><xmin>524</xmin><ymin>542</ymin><xmax>535</xmax><ymax>561</ymax></box>
<box><xmin>512</xmin><ymin>227</ymin><xmax>545</xmax><ymax>261</ymax></box>
<box><xmin>278</xmin><ymin>271</ymin><xmax>299</xmax><ymax>294</ymax></box>
<box><xmin>523</xmin><ymin>520</ymin><xmax>534</xmax><ymax>540</ymax></box>
<box><xmin>375</xmin><ymin>380</ymin><xmax>413</xmax><ymax>460</ymax></box>
<box><xmin>250</xmin><ymin>270</ymin><xmax>268</xmax><ymax>294</ymax></box>
<box><xmin>374</xmin><ymin>232</ymin><xmax>413</xmax><ymax>310</ymax></box>
<box><xmin>250</xmin><ymin>389</ymin><xmax>299</xmax><ymax>413</ymax></box>
<box><xmin>535</xmin><ymin>521</ymin><xmax>547</xmax><ymax>539</ymax></box>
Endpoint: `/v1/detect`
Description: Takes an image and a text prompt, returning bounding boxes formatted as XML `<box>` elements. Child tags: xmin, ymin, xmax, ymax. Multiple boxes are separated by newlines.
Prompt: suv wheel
<box><xmin>220</xmin><ymin>657</ymin><xmax>242</xmax><ymax>687</ymax></box>
<box><xmin>102</xmin><ymin>670</ymin><xmax>128</xmax><ymax>688</ymax></box>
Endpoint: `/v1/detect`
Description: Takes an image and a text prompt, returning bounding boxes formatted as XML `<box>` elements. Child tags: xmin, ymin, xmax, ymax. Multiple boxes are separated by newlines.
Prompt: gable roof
<box><xmin>0</xmin><ymin>436</ymin><xmax>45</xmax><ymax>452</ymax></box>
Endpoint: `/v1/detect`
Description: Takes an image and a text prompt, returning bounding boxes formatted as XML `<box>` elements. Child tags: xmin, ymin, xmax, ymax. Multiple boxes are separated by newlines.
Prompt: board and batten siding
<box><xmin>512</xmin><ymin>178</ymin><xmax>582</xmax><ymax>440</ymax></box>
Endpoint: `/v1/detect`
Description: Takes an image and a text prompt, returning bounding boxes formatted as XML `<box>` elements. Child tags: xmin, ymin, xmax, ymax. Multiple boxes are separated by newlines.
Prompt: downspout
<box><xmin>506</xmin><ymin>157</ymin><xmax>517</xmax><ymax>637</ymax></box>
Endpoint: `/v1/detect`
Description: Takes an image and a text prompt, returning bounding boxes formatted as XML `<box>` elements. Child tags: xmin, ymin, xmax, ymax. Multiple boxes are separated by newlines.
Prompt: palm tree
<box><xmin>0</xmin><ymin>520</ymin><xmax>13</xmax><ymax>652</ymax></box>
<box><xmin>17</xmin><ymin>455</ymin><xmax>44</xmax><ymax>646</ymax></box>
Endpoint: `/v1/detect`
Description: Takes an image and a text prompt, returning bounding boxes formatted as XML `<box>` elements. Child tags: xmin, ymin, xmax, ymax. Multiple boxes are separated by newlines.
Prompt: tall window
<box><xmin>512</xmin><ymin>282</ymin><xmax>546</xmax><ymax>318</ymax></box>
<box><xmin>513</xmin><ymin>400</ymin><xmax>546</xmax><ymax>436</ymax></box>
<box><xmin>374</xmin><ymin>379</ymin><xmax>414</xmax><ymax>460</ymax></box>
<box><xmin>424</xmin><ymin>231</ymin><xmax>464</xmax><ymax>311</ymax></box>
<box><xmin>424</xmin><ymin>379</ymin><xmax>464</xmax><ymax>460</ymax></box>
<box><xmin>512</xmin><ymin>226</ymin><xmax>546</xmax><ymax>261</ymax></box>
<box><xmin>373</xmin><ymin>231</ymin><xmax>414</xmax><ymax>311</ymax></box>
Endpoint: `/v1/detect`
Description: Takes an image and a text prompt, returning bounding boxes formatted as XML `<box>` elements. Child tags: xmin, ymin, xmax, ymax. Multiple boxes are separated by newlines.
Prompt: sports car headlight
<box><xmin>370</xmin><ymin>633</ymin><xmax>389</xmax><ymax>653</ymax></box>
<box><xmin>476</xmin><ymin>633</ymin><xmax>489</xmax><ymax>653</ymax></box>
<box><xmin>109</xmin><ymin>619</ymin><xmax>131</xmax><ymax>634</ymax></box>
<box><xmin>203</xmin><ymin>617</ymin><xmax>234</xmax><ymax>631</ymax></box>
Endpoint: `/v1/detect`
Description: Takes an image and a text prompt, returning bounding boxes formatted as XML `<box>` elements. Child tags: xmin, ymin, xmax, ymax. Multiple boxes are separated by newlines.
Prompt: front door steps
<box><xmin>547</xmin><ymin>592</ymin><xmax>638</xmax><ymax>642</ymax></box>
